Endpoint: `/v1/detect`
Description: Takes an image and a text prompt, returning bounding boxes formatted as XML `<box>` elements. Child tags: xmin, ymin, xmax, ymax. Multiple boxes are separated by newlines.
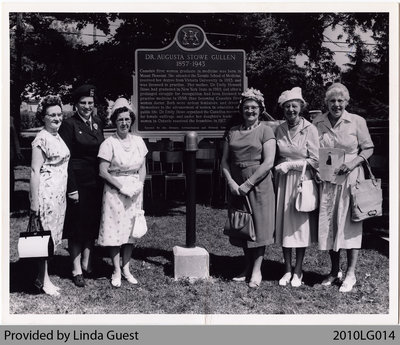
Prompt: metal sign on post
<box><xmin>134</xmin><ymin>24</ymin><xmax>246</xmax><ymax>140</ymax></box>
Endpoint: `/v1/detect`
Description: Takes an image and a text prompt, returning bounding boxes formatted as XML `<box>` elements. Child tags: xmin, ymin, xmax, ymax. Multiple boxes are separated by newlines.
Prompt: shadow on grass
<box><xmin>10</xmin><ymin>190</ymin><xmax>30</xmax><ymax>214</ymax></box>
<box><xmin>9</xmin><ymin>252</ymin><xmax>113</xmax><ymax>294</ymax></box>
<box><xmin>209</xmin><ymin>253</ymin><xmax>327</xmax><ymax>287</ymax></box>
<box><xmin>132</xmin><ymin>247</ymin><xmax>174</xmax><ymax>277</ymax></box>
<box><xmin>362</xmin><ymin>231</ymin><xmax>389</xmax><ymax>257</ymax></box>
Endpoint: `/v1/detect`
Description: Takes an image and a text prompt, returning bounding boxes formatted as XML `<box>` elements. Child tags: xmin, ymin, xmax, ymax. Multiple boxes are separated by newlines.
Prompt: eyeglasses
<box><xmin>45</xmin><ymin>113</ymin><xmax>63</xmax><ymax>118</ymax></box>
<box><xmin>243</xmin><ymin>106</ymin><xmax>259</xmax><ymax>111</ymax></box>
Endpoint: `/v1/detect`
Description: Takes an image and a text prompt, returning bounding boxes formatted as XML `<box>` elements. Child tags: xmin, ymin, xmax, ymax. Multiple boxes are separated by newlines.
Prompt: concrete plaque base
<box><xmin>173</xmin><ymin>246</ymin><xmax>209</xmax><ymax>280</ymax></box>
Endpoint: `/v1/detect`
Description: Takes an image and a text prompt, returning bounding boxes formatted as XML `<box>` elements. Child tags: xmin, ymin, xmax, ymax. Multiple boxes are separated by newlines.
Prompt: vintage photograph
<box><xmin>3</xmin><ymin>2</ymin><xmax>397</xmax><ymax>324</ymax></box>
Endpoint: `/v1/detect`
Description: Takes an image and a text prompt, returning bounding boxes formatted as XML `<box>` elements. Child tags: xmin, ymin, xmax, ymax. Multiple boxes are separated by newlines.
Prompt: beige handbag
<box><xmin>295</xmin><ymin>161</ymin><xmax>319</xmax><ymax>212</ymax></box>
<box><xmin>350</xmin><ymin>157</ymin><xmax>382</xmax><ymax>222</ymax></box>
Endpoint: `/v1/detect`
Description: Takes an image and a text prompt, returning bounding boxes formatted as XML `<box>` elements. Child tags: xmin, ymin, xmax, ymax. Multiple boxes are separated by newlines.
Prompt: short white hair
<box><xmin>325</xmin><ymin>83</ymin><xmax>350</xmax><ymax>102</ymax></box>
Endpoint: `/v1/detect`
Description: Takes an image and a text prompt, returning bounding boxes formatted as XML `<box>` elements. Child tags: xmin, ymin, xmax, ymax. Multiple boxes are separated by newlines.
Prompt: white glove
<box><xmin>275</xmin><ymin>162</ymin><xmax>290</xmax><ymax>174</ymax></box>
<box><xmin>286</xmin><ymin>160</ymin><xmax>305</xmax><ymax>171</ymax></box>
<box><xmin>119</xmin><ymin>182</ymin><xmax>143</xmax><ymax>198</ymax></box>
<box><xmin>275</xmin><ymin>160</ymin><xmax>304</xmax><ymax>174</ymax></box>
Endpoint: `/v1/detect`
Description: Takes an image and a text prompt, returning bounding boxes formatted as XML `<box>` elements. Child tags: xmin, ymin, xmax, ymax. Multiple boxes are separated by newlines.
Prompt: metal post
<box><xmin>184</xmin><ymin>131</ymin><xmax>198</xmax><ymax>248</ymax></box>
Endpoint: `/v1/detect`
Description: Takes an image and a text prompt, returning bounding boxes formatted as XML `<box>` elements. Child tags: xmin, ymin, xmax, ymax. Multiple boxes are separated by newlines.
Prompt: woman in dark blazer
<box><xmin>59</xmin><ymin>84</ymin><xmax>105</xmax><ymax>287</ymax></box>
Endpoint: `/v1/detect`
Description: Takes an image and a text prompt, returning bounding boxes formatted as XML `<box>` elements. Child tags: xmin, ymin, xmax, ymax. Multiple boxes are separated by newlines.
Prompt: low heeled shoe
<box><xmin>279</xmin><ymin>272</ymin><xmax>292</xmax><ymax>286</ymax></box>
<box><xmin>290</xmin><ymin>273</ymin><xmax>303</xmax><ymax>288</ymax></box>
<box><xmin>111</xmin><ymin>273</ymin><xmax>121</xmax><ymax>288</ymax></box>
<box><xmin>72</xmin><ymin>274</ymin><xmax>85</xmax><ymax>288</ymax></box>
<box><xmin>122</xmin><ymin>272</ymin><xmax>138</xmax><ymax>285</ymax></box>
<box><xmin>339</xmin><ymin>277</ymin><xmax>357</xmax><ymax>293</ymax></box>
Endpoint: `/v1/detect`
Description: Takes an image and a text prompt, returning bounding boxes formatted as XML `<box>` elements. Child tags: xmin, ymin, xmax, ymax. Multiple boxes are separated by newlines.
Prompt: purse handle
<box><xmin>297</xmin><ymin>160</ymin><xmax>308</xmax><ymax>189</ymax></box>
<box><xmin>27</xmin><ymin>212</ymin><xmax>44</xmax><ymax>233</ymax></box>
<box><xmin>358</xmin><ymin>156</ymin><xmax>379</xmax><ymax>186</ymax></box>
<box><xmin>243</xmin><ymin>195</ymin><xmax>253</xmax><ymax>215</ymax></box>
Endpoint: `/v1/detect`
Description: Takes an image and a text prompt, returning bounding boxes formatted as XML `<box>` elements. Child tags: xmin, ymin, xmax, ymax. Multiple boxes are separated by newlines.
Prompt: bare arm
<box><xmin>220</xmin><ymin>141</ymin><xmax>240</xmax><ymax>196</ymax></box>
<box><xmin>238</xmin><ymin>139</ymin><xmax>276</xmax><ymax>195</ymax></box>
<box><xmin>99</xmin><ymin>158</ymin><xmax>123</xmax><ymax>190</ymax></box>
<box><xmin>138</xmin><ymin>159</ymin><xmax>146</xmax><ymax>183</ymax></box>
<box><xmin>29</xmin><ymin>146</ymin><xmax>45</xmax><ymax>213</ymax></box>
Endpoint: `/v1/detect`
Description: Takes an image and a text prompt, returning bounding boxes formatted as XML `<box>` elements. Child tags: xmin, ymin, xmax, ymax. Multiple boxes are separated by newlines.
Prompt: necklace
<box><xmin>116</xmin><ymin>133</ymin><xmax>132</xmax><ymax>152</ymax></box>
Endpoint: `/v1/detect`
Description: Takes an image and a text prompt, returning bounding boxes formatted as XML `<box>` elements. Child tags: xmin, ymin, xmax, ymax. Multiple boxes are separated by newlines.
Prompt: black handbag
<box><xmin>17</xmin><ymin>213</ymin><xmax>54</xmax><ymax>258</ymax></box>
<box><xmin>350</xmin><ymin>156</ymin><xmax>383</xmax><ymax>222</ymax></box>
<box><xmin>223</xmin><ymin>196</ymin><xmax>256</xmax><ymax>241</ymax></box>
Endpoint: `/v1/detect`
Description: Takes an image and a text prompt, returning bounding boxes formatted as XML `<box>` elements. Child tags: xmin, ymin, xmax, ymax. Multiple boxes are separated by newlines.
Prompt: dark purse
<box><xmin>350</xmin><ymin>156</ymin><xmax>383</xmax><ymax>222</ymax></box>
<box><xmin>223</xmin><ymin>195</ymin><xmax>256</xmax><ymax>241</ymax></box>
<box><xmin>17</xmin><ymin>213</ymin><xmax>54</xmax><ymax>258</ymax></box>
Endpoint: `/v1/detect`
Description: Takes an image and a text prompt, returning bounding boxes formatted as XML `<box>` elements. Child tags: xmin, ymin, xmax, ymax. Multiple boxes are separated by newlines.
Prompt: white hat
<box><xmin>278</xmin><ymin>87</ymin><xmax>305</xmax><ymax>107</ymax></box>
<box><xmin>110</xmin><ymin>97</ymin><xmax>134</xmax><ymax>115</ymax></box>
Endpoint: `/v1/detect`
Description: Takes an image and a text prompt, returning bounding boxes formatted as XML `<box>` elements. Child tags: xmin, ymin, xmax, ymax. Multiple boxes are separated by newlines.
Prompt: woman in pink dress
<box><xmin>313</xmin><ymin>83</ymin><xmax>374</xmax><ymax>292</ymax></box>
<box><xmin>274</xmin><ymin>87</ymin><xmax>319</xmax><ymax>288</ymax></box>
<box><xmin>221</xmin><ymin>88</ymin><xmax>276</xmax><ymax>288</ymax></box>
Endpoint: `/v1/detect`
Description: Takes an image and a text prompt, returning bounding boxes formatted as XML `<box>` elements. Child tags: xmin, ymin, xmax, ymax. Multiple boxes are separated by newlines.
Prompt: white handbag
<box><xmin>18</xmin><ymin>213</ymin><xmax>54</xmax><ymax>258</ymax></box>
<box><xmin>131</xmin><ymin>209</ymin><xmax>148</xmax><ymax>238</ymax></box>
<box><xmin>295</xmin><ymin>161</ymin><xmax>319</xmax><ymax>212</ymax></box>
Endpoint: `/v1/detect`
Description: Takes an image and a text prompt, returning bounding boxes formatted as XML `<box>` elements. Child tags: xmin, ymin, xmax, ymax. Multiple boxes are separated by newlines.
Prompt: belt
<box><xmin>110</xmin><ymin>170</ymin><xmax>139</xmax><ymax>176</ymax></box>
<box><xmin>232</xmin><ymin>161</ymin><xmax>261</xmax><ymax>168</ymax></box>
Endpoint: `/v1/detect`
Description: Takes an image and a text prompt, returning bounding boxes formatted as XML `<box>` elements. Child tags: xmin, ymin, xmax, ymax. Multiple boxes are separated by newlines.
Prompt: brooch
<box><xmin>93</xmin><ymin>123</ymin><xmax>98</xmax><ymax>130</ymax></box>
<box><xmin>78</xmin><ymin>130</ymin><xmax>82</xmax><ymax>134</ymax></box>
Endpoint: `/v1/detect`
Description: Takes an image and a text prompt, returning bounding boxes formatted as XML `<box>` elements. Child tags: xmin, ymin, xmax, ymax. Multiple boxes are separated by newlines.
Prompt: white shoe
<box><xmin>279</xmin><ymin>272</ymin><xmax>292</xmax><ymax>286</ymax></box>
<box><xmin>339</xmin><ymin>277</ymin><xmax>356</xmax><ymax>293</ymax></box>
<box><xmin>111</xmin><ymin>272</ymin><xmax>121</xmax><ymax>288</ymax></box>
<box><xmin>291</xmin><ymin>273</ymin><xmax>303</xmax><ymax>288</ymax></box>
<box><xmin>122</xmin><ymin>271</ymin><xmax>138</xmax><ymax>285</ymax></box>
<box><xmin>42</xmin><ymin>284</ymin><xmax>60</xmax><ymax>296</ymax></box>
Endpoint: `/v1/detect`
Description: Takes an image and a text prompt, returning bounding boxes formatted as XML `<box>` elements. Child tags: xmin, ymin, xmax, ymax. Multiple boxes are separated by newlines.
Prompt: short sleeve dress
<box><xmin>31</xmin><ymin>129</ymin><xmax>70</xmax><ymax>246</ymax></box>
<box><xmin>274</xmin><ymin>118</ymin><xmax>319</xmax><ymax>248</ymax></box>
<box><xmin>97</xmin><ymin>133</ymin><xmax>148</xmax><ymax>246</ymax></box>
<box><xmin>227</xmin><ymin>123</ymin><xmax>276</xmax><ymax>248</ymax></box>
<box><xmin>313</xmin><ymin>111</ymin><xmax>374</xmax><ymax>251</ymax></box>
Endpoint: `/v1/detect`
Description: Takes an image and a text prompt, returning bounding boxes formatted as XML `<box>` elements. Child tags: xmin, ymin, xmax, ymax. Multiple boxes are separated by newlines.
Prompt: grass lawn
<box><xmin>9</xmin><ymin>165</ymin><xmax>389</xmax><ymax>315</ymax></box>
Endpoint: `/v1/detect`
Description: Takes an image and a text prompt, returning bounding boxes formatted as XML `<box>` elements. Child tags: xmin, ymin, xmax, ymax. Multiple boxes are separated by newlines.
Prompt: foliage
<box><xmin>9</xmin><ymin>12</ymin><xmax>389</xmax><ymax>130</ymax></box>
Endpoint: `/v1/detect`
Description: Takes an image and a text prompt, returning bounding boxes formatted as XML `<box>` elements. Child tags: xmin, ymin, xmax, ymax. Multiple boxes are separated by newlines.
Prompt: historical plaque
<box><xmin>134</xmin><ymin>24</ymin><xmax>246</xmax><ymax>139</ymax></box>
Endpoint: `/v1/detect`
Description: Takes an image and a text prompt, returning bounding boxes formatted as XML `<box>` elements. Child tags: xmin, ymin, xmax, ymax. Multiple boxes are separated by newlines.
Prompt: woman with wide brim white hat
<box><xmin>274</xmin><ymin>87</ymin><xmax>319</xmax><ymax>288</ymax></box>
<box><xmin>97</xmin><ymin>98</ymin><xmax>148</xmax><ymax>287</ymax></box>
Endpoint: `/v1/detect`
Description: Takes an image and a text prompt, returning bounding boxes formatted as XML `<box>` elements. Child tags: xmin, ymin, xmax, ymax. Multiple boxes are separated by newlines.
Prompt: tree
<box><xmin>9</xmin><ymin>12</ymin><xmax>389</xmax><ymax>130</ymax></box>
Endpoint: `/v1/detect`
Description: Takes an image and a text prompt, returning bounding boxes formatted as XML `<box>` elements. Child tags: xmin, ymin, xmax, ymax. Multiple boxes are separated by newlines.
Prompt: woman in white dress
<box><xmin>29</xmin><ymin>95</ymin><xmax>70</xmax><ymax>296</ymax></box>
<box><xmin>274</xmin><ymin>87</ymin><xmax>319</xmax><ymax>288</ymax></box>
<box><xmin>97</xmin><ymin>98</ymin><xmax>148</xmax><ymax>287</ymax></box>
<box><xmin>313</xmin><ymin>83</ymin><xmax>374</xmax><ymax>292</ymax></box>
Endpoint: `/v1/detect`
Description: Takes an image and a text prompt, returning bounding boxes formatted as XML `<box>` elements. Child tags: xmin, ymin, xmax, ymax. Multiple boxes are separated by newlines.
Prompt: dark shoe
<box><xmin>33</xmin><ymin>278</ymin><xmax>44</xmax><ymax>294</ymax></box>
<box><xmin>72</xmin><ymin>274</ymin><xmax>85</xmax><ymax>287</ymax></box>
<box><xmin>82</xmin><ymin>269</ymin><xmax>95</xmax><ymax>279</ymax></box>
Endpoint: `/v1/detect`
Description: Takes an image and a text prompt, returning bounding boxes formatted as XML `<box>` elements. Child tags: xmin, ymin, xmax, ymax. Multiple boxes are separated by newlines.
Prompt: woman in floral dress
<box><xmin>29</xmin><ymin>95</ymin><xmax>70</xmax><ymax>296</ymax></box>
<box><xmin>97</xmin><ymin>98</ymin><xmax>148</xmax><ymax>287</ymax></box>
